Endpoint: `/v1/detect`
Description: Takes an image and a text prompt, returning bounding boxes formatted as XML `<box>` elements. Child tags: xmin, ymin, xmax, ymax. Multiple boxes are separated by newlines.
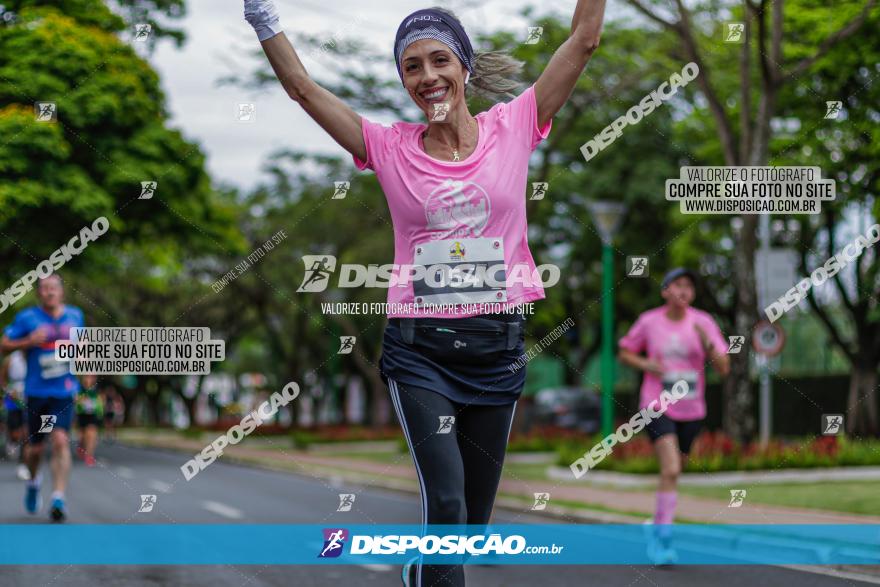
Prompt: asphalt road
<box><xmin>0</xmin><ymin>441</ymin><xmax>875</xmax><ymax>587</ymax></box>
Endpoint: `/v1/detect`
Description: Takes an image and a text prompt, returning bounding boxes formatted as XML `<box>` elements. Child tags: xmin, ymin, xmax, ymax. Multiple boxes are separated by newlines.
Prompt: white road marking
<box><xmin>781</xmin><ymin>565</ymin><xmax>880</xmax><ymax>585</ymax></box>
<box><xmin>358</xmin><ymin>564</ymin><xmax>393</xmax><ymax>571</ymax></box>
<box><xmin>201</xmin><ymin>500</ymin><xmax>243</xmax><ymax>519</ymax></box>
<box><xmin>149</xmin><ymin>480</ymin><xmax>173</xmax><ymax>494</ymax></box>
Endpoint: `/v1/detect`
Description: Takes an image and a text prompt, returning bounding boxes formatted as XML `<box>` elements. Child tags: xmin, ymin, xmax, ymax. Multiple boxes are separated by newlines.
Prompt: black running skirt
<box><xmin>380</xmin><ymin>311</ymin><xmax>527</xmax><ymax>406</ymax></box>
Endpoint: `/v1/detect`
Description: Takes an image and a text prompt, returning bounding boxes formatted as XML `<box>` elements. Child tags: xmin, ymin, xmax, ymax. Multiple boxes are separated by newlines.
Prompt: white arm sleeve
<box><xmin>244</xmin><ymin>0</ymin><xmax>283</xmax><ymax>42</ymax></box>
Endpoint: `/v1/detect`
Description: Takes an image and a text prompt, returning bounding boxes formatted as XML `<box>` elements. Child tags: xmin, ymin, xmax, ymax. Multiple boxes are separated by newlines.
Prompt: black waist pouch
<box><xmin>394</xmin><ymin>316</ymin><xmax>524</xmax><ymax>366</ymax></box>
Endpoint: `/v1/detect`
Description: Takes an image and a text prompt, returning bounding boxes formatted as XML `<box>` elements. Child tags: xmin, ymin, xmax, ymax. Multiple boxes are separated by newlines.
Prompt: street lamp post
<box><xmin>587</xmin><ymin>201</ymin><xmax>627</xmax><ymax>438</ymax></box>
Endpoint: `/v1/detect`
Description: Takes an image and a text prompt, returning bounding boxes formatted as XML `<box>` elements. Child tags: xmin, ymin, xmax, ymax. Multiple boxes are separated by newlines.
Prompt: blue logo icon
<box><xmin>319</xmin><ymin>528</ymin><xmax>348</xmax><ymax>558</ymax></box>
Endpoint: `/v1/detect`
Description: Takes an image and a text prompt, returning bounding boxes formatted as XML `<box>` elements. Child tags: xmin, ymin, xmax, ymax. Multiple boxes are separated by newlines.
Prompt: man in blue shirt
<box><xmin>1</xmin><ymin>274</ymin><xmax>95</xmax><ymax>522</ymax></box>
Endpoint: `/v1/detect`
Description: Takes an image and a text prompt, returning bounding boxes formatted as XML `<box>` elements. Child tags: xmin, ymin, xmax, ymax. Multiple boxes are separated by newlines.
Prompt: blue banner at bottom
<box><xmin>1</xmin><ymin>524</ymin><xmax>878</xmax><ymax>565</ymax></box>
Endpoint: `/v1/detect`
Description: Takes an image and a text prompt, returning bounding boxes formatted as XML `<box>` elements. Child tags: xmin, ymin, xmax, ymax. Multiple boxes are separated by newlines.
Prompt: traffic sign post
<box><xmin>753</xmin><ymin>321</ymin><xmax>785</xmax><ymax>356</ymax></box>
<box><xmin>752</xmin><ymin>321</ymin><xmax>786</xmax><ymax>447</ymax></box>
<box><xmin>755</xmin><ymin>249</ymin><xmax>799</xmax><ymax>311</ymax></box>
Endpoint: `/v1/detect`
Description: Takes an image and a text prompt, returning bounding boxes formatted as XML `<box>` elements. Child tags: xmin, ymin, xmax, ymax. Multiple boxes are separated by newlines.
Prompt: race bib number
<box><xmin>39</xmin><ymin>352</ymin><xmax>70</xmax><ymax>380</ymax></box>
<box><xmin>412</xmin><ymin>237</ymin><xmax>507</xmax><ymax>306</ymax></box>
<box><xmin>80</xmin><ymin>397</ymin><xmax>96</xmax><ymax>412</ymax></box>
<box><xmin>662</xmin><ymin>370</ymin><xmax>698</xmax><ymax>399</ymax></box>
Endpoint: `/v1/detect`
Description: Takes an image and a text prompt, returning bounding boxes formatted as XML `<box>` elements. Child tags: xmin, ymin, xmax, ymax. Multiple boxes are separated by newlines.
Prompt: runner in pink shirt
<box><xmin>353</xmin><ymin>87</ymin><xmax>550</xmax><ymax>319</ymax></box>
<box><xmin>619</xmin><ymin>268</ymin><xmax>730</xmax><ymax>565</ymax></box>
<box><xmin>245</xmin><ymin>1</ymin><xmax>606</xmax><ymax>584</ymax></box>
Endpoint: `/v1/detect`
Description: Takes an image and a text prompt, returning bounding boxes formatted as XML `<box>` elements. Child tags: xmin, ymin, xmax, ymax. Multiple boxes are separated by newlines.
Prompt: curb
<box><xmin>547</xmin><ymin>465</ymin><xmax>880</xmax><ymax>487</ymax></box>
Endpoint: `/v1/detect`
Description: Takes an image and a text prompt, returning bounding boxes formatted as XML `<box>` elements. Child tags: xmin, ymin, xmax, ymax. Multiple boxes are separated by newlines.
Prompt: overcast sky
<box><xmin>149</xmin><ymin>0</ymin><xmax>580</xmax><ymax>193</ymax></box>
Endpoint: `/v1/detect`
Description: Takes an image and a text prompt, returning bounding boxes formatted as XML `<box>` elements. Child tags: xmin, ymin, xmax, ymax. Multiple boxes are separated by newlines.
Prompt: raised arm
<box><xmin>244</xmin><ymin>0</ymin><xmax>367</xmax><ymax>162</ymax></box>
<box><xmin>534</xmin><ymin>0</ymin><xmax>607</xmax><ymax>128</ymax></box>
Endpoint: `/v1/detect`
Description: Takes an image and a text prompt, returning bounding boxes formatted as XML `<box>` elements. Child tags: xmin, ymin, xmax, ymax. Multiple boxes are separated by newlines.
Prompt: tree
<box><xmin>0</xmin><ymin>2</ymin><xmax>237</xmax><ymax>277</ymax></box>
<box><xmin>0</xmin><ymin>1</ymin><xmax>243</xmax><ymax>425</ymax></box>
<box><xmin>781</xmin><ymin>24</ymin><xmax>880</xmax><ymax>434</ymax></box>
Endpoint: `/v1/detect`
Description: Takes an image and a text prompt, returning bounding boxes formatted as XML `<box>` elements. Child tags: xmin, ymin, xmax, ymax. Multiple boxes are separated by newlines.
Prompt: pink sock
<box><xmin>654</xmin><ymin>491</ymin><xmax>677</xmax><ymax>526</ymax></box>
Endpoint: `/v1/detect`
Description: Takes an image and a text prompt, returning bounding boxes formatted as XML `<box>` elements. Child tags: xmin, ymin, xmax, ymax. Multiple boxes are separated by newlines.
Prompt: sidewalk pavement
<box><xmin>121</xmin><ymin>429</ymin><xmax>880</xmax><ymax>526</ymax></box>
<box><xmin>547</xmin><ymin>466</ymin><xmax>880</xmax><ymax>487</ymax></box>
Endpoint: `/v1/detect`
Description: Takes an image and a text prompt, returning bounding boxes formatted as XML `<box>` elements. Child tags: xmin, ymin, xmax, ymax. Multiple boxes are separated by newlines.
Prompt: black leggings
<box><xmin>388</xmin><ymin>379</ymin><xmax>516</xmax><ymax>587</ymax></box>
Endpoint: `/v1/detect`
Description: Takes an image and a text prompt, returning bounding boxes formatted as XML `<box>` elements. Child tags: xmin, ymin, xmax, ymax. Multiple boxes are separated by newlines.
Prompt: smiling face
<box><xmin>400</xmin><ymin>39</ymin><xmax>468</xmax><ymax>116</ymax></box>
<box><xmin>661</xmin><ymin>275</ymin><xmax>695</xmax><ymax>309</ymax></box>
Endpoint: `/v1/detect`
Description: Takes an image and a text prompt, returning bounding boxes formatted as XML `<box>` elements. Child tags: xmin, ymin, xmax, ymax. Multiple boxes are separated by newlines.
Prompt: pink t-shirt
<box><xmin>353</xmin><ymin>85</ymin><xmax>552</xmax><ymax>318</ymax></box>
<box><xmin>618</xmin><ymin>306</ymin><xmax>727</xmax><ymax>421</ymax></box>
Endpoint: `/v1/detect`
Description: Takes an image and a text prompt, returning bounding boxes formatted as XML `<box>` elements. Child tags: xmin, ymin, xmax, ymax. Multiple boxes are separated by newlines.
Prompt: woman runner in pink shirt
<box><xmin>244</xmin><ymin>2</ymin><xmax>606</xmax><ymax>584</ymax></box>
<box><xmin>619</xmin><ymin>268</ymin><xmax>730</xmax><ymax>565</ymax></box>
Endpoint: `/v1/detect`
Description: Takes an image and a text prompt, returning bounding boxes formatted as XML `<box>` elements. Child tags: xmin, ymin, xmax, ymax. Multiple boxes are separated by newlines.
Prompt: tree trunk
<box><xmin>847</xmin><ymin>358</ymin><xmax>879</xmax><ymax>436</ymax></box>
<box><xmin>722</xmin><ymin>74</ymin><xmax>777</xmax><ymax>443</ymax></box>
<box><xmin>725</xmin><ymin>228</ymin><xmax>758</xmax><ymax>443</ymax></box>
<box><xmin>147</xmin><ymin>389</ymin><xmax>162</xmax><ymax>426</ymax></box>
<box><xmin>186</xmin><ymin>374</ymin><xmax>205</xmax><ymax>427</ymax></box>
<box><xmin>120</xmin><ymin>385</ymin><xmax>138</xmax><ymax>426</ymax></box>
<box><xmin>287</xmin><ymin>370</ymin><xmax>301</xmax><ymax>427</ymax></box>
<box><xmin>182</xmin><ymin>395</ymin><xmax>197</xmax><ymax>427</ymax></box>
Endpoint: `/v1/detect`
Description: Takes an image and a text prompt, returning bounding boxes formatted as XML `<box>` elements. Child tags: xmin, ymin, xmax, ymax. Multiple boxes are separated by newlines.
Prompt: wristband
<box><xmin>244</xmin><ymin>0</ymin><xmax>282</xmax><ymax>42</ymax></box>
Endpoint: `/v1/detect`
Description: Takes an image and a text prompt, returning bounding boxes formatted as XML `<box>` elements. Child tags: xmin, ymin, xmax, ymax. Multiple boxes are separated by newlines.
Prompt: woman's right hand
<box><xmin>244</xmin><ymin>0</ymin><xmax>282</xmax><ymax>42</ymax></box>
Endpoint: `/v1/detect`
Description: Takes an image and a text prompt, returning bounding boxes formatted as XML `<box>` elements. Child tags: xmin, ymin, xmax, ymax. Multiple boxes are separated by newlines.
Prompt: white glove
<box><xmin>244</xmin><ymin>0</ymin><xmax>282</xmax><ymax>42</ymax></box>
